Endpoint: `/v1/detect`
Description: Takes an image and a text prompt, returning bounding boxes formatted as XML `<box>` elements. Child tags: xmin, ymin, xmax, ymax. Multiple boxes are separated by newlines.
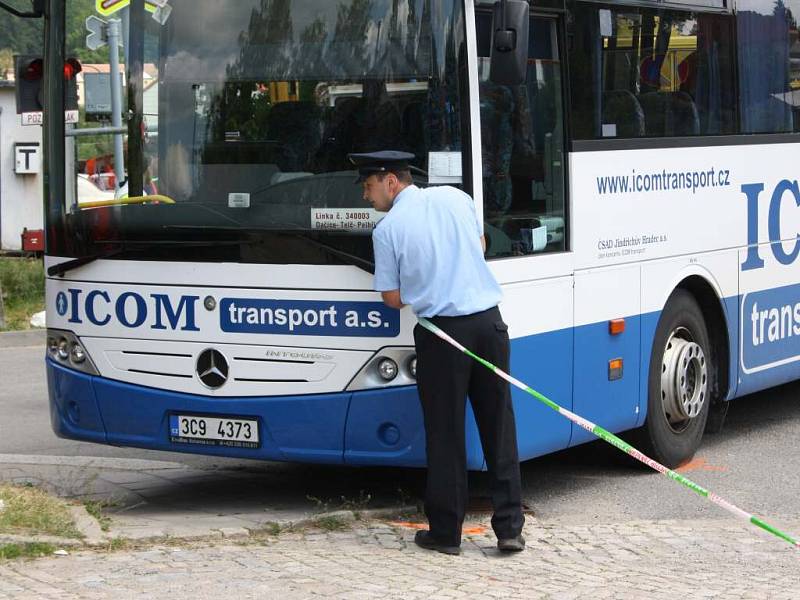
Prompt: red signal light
<box><xmin>22</xmin><ymin>58</ymin><xmax>43</xmax><ymax>81</ymax></box>
<box><xmin>63</xmin><ymin>58</ymin><xmax>82</xmax><ymax>80</ymax></box>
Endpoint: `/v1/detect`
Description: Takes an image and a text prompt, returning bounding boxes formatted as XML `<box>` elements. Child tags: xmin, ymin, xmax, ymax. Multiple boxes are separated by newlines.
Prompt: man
<box><xmin>349</xmin><ymin>150</ymin><xmax>525</xmax><ymax>556</ymax></box>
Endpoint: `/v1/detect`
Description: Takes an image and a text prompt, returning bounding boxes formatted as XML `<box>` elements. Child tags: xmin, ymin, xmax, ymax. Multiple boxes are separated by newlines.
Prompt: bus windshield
<box><xmin>52</xmin><ymin>0</ymin><xmax>468</xmax><ymax>266</ymax></box>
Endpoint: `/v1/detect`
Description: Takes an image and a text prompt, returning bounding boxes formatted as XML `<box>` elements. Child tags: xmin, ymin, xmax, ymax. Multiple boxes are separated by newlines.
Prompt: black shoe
<box><xmin>497</xmin><ymin>534</ymin><xmax>526</xmax><ymax>552</ymax></box>
<box><xmin>414</xmin><ymin>530</ymin><xmax>461</xmax><ymax>555</ymax></box>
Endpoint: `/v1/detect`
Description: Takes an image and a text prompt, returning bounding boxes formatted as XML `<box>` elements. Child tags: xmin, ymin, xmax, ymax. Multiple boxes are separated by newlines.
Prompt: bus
<box><xmin>29</xmin><ymin>0</ymin><xmax>800</xmax><ymax>470</ymax></box>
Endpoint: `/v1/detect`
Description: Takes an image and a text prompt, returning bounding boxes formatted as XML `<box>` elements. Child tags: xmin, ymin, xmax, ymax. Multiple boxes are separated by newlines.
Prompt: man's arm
<box><xmin>373</xmin><ymin>227</ymin><xmax>404</xmax><ymax>309</ymax></box>
<box><xmin>481</xmin><ymin>235</ymin><xmax>486</xmax><ymax>253</ymax></box>
<box><xmin>381</xmin><ymin>290</ymin><xmax>405</xmax><ymax>309</ymax></box>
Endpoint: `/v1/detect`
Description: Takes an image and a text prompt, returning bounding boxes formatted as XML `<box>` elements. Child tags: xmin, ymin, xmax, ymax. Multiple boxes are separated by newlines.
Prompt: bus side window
<box><xmin>477</xmin><ymin>13</ymin><xmax>568</xmax><ymax>259</ymax></box>
<box><xmin>568</xmin><ymin>5</ymin><xmax>737</xmax><ymax>139</ymax></box>
<box><xmin>737</xmin><ymin>0</ymin><xmax>800</xmax><ymax>134</ymax></box>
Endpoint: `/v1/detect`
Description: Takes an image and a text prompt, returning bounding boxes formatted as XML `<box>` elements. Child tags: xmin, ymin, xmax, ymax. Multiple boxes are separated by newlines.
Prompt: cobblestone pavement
<box><xmin>1</xmin><ymin>515</ymin><xmax>797</xmax><ymax>599</ymax></box>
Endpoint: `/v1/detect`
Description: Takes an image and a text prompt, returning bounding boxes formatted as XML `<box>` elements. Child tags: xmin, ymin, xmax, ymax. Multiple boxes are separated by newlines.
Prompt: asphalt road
<box><xmin>2</xmin><ymin>338</ymin><xmax>799</xmax><ymax>529</ymax></box>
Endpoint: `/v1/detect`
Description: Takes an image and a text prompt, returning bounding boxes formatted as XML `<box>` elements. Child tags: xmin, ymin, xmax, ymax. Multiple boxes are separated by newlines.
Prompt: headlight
<box><xmin>70</xmin><ymin>342</ymin><xmax>86</xmax><ymax>364</ymax></box>
<box><xmin>346</xmin><ymin>348</ymin><xmax>417</xmax><ymax>391</ymax></box>
<box><xmin>377</xmin><ymin>358</ymin><xmax>399</xmax><ymax>381</ymax></box>
<box><xmin>57</xmin><ymin>338</ymin><xmax>70</xmax><ymax>360</ymax></box>
<box><xmin>46</xmin><ymin>329</ymin><xmax>99</xmax><ymax>376</ymax></box>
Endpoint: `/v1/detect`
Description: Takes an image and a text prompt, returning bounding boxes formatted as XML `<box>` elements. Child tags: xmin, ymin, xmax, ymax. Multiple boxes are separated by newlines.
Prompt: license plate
<box><xmin>169</xmin><ymin>414</ymin><xmax>260</xmax><ymax>449</ymax></box>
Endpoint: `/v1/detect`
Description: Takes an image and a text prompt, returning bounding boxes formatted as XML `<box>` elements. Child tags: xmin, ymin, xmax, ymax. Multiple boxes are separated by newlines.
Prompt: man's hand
<box><xmin>381</xmin><ymin>290</ymin><xmax>405</xmax><ymax>309</ymax></box>
<box><xmin>481</xmin><ymin>235</ymin><xmax>487</xmax><ymax>253</ymax></box>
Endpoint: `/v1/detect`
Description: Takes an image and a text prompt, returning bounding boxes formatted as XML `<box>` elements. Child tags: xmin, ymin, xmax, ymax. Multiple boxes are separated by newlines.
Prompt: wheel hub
<box><xmin>661</xmin><ymin>334</ymin><xmax>708</xmax><ymax>427</ymax></box>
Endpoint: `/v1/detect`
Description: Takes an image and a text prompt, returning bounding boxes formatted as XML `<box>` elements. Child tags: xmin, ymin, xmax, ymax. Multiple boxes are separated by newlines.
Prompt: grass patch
<box><xmin>104</xmin><ymin>537</ymin><xmax>130</xmax><ymax>552</ymax></box>
<box><xmin>83</xmin><ymin>500</ymin><xmax>114</xmax><ymax>532</ymax></box>
<box><xmin>0</xmin><ymin>484</ymin><xmax>82</xmax><ymax>539</ymax></box>
<box><xmin>307</xmin><ymin>490</ymin><xmax>373</xmax><ymax>520</ymax></box>
<box><xmin>312</xmin><ymin>515</ymin><xmax>350</xmax><ymax>532</ymax></box>
<box><xmin>0</xmin><ymin>542</ymin><xmax>56</xmax><ymax>560</ymax></box>
<box><xmin>260</xmin><ymin>521</ymin><xmax>282</xmax><ymax>536</ymax></box>
<box><xmin>0</xmin><ymin>257</ymin><xmax>45</xmax><ymax>331</ymax></box>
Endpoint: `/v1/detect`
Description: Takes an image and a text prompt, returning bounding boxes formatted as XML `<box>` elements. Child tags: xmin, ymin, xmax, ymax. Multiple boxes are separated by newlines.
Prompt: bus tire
<box><xmin>639</xmin><ymin>289</ymin><xmax>712</xmax><ymax>469</ymax></box>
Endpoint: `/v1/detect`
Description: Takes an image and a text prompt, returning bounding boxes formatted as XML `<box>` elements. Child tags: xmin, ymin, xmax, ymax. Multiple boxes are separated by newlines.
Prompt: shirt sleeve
<box><xmin>372</xmin><ymin>227</ymin><xmax>400</xmax><ymax>292</ymax></box>
<box><xmin>462</xmin><ymin>189</ymin><xmax>483</xmax><ymax>236</ymax></box>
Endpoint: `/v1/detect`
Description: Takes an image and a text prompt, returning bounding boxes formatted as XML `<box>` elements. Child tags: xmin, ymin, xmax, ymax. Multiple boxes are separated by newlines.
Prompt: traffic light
<box><xmin>15</xmin><ymin>55</ymin><xmax>43</xmax><ymax>114</ymax></box>
<box><xmin>64</xmin><ymin>57</ymin><xmax>82</xmax><ymax>111</ymax></box>
<box><xmin>14</xmin><ymin>55</ymin><xmax>82</xmax><ymax>114</ymax></box>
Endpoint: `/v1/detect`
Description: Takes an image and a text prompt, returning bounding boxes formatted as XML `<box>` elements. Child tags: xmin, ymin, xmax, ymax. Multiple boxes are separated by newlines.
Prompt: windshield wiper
<box><xmin>165</xmin><ymin>225</ymin><xmax>375</xmax><ymax>274</ymax></box>
<box><xmin>47</xmin><ymin>239</ymin><xmax>247</xmax><ymax>277</ymax></box>
<box><xmin>298</xmin><ymin>234</ymin><xmax>375</xmax><ymax>274</ymax></box>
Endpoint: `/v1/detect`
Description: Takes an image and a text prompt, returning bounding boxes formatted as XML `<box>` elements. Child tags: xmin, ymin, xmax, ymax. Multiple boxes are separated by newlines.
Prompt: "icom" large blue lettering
<box><xmin>741</xmin><ymin>180</ymin><xmax>800</xmax><ymax>271</ymax></box>
<box><xmin>66</xmin><ymin>289</ymin><xmax>200</xmax><ymax>331</ymax></box>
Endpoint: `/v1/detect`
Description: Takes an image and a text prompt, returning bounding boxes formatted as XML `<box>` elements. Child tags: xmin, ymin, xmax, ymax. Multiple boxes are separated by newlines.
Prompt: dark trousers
<box><xmin>413</xmin><ymin>306</ymin><xmax>524</xmax><ymax>546</ymax></box>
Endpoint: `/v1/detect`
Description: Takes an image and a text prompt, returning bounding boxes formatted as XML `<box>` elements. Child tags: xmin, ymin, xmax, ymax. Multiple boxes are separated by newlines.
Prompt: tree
<box><xmin>1</xmin><ymin>0</ymin><xmax>112</xmax><ymax>65</ymax></box>
<box><xmin>0</xmin><ymin>48</ymin><xmax>13</xmax><ymax>79</ymax></box>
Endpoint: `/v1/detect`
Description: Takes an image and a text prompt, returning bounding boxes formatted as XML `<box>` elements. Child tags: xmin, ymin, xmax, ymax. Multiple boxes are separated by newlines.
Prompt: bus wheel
<box><xmin>640</xmin><ymin>289</ymin><xmax>712</xmax><ymax>468</ymax></box>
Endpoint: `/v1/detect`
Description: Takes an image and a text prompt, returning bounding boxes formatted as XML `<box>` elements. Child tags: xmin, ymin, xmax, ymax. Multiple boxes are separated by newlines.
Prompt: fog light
<box><xmin>377</xmin><ymin>358</ymin><xmax>398</xmax><ymax>381</ymax></box>
<box><xmin>408</xmin><ymin>356</ymin><xmax>417</xmax><ymax>378</ymax></box>
<box><xmin>57</xmin><ymin>338</ymin><xmax>70</xmax><ymax>360</ymax></box>
<box><xmin>70</xmin><ymin>342</ymin><xmax>86</xmax><ymax>363</ymax></box>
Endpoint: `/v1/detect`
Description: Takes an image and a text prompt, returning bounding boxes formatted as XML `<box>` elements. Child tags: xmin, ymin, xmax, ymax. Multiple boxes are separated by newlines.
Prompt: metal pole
<box><xmin>107</xmin><ymin>18</ymin><xmax>125</xmax><ymax>190</ymax></box>
<box><xmin>65</xmin><ymin>126</ymin><xmax>127</xmax><ymax>137</ymax></box>
<box><xmin>121</xmin><ymin>7</ymin><xmax>130</xmax><ymax>65</ymax></box>
<box><xmin>0</xmin><ymin>280</ymin><xmax>5</xmax><ymax>329</ymax></box>
<box><xmin>44</xmin><ymin>0</ymin><xmax>66</xmax><ymax>227</ymax></box>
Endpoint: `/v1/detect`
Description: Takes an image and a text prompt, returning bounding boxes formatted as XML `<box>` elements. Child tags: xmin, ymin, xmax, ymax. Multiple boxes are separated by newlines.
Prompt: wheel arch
<box><xmin>672</xmin><ymin>274</ymin><xmax>733</xmax><ymax>407</ymax></box>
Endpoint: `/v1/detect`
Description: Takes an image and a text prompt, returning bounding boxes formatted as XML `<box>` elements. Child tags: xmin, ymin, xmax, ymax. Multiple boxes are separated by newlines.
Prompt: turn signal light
<box><xmin>608</xmin><ymin>358</ymin><xmax>623</xmax><ymax>381</ymax></box>
<box><xmin>608</xmin><ymin>319</ymin><xmax>625</xmax><ymax>336</ymax></box>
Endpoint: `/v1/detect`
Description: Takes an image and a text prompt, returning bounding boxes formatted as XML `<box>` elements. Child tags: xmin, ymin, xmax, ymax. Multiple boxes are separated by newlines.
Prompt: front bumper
<box><xmin>47</xmin><ymin>358</ymin><xmax>487</xmax><ymax>468</ymax></box>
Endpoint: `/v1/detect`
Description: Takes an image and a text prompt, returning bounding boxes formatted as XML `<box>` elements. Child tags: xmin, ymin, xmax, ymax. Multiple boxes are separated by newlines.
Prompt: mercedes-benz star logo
<box><xmin>196</xmin><ymin>349</ymin><xmax>229</xmax><ymax>389</ymax></box>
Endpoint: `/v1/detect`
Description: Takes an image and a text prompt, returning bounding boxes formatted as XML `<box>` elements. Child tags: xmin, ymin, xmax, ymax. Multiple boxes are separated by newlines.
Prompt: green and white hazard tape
<box><xmin>417</xmin><ymin>317</ymin><xmax>800</xmax><ymax>549</ymax></box>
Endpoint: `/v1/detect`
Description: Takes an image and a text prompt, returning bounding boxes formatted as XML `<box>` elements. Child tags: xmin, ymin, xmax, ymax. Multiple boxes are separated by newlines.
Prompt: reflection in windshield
<box><xmin>53</xmin><ymin>0</ymin><xmax>469</xmax><ymax>266</ymax></box>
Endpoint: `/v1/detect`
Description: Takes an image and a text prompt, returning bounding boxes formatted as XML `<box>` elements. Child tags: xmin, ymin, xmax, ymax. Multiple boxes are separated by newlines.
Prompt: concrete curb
<box><xmin>0</xmin><ymin>455</ymin><xmax>189</xmax><ymax>471</ymax></box>
<box><xmin>99</xmin><ymin>505</ymin><xmax>424</xmax><ymax>544</ymax></box>
<box><xmin>0</xmin><ymin>329</ymin><xmax>46</xmax><ymax>348</ymax></box>
<box><xmin>0</xmin><ymin>505</ymin><xmax>422</xmax><ymax>550</ymax></box>
<box><xmin>0</xmin><ymin>455</ymin><xmax>424</xmax><ymax>550</ymax></box>
<box><xmin>276</xmin><ymin>504</ymin><xmax>421</xmax><ymax>533</ymax></box>
<box><xmin>0</xmin><ymin>533</ymin><xmax>85</xmax><ymax>548</ymax></box>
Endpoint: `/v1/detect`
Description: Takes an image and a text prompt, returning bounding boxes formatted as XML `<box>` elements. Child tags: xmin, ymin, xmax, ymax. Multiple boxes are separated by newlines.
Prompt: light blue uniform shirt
<box><xmin>372</xmin><ymin>185</ymin><xmax>503</xmax><ymax>318</ymax></box>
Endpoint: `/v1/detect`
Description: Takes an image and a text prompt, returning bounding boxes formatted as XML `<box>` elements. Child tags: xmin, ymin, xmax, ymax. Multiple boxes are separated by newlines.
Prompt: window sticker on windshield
<box><xmin>228</xmin><ymin>193</ymin><xmax>250</xmax><ymax>208</ymax></box>
<box><xmin>310</xmin><ymin>209</ymin><xmax>382</xmax><ymax>232</ymax></box>
<box><xmin>599</xmin><ymin>9</ymin><xmax>613</xmax><ymax>37</ymax></box>
<box><xmin>428</xmin><ymin>152</ymin><xmax>462</xmax><ymax>184</ymax></box>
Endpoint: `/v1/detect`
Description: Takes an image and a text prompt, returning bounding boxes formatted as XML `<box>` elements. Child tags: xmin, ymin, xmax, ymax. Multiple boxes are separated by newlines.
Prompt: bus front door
<box><xmin>478</xmin><ymin>12</ymin><xmax>574</xmax><ymax>460</ymax></box>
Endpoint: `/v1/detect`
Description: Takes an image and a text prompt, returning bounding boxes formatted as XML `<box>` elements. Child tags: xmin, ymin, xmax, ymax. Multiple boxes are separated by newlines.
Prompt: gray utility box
<box><xmin>84</xmin><ymin>71</ymin><xmax>124</xmax><ymax>117</ymax></box>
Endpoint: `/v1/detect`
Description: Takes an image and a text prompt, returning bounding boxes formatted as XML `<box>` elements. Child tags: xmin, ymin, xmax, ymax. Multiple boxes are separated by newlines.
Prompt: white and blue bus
<box><xmin>36</xmin><ymin>0</ymin><xmax>800</xmax><ymax>470</ymax></box>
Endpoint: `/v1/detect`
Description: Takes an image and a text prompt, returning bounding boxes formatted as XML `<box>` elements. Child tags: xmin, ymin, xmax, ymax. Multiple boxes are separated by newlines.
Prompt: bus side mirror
<box><xmin>0</xmin><ymin>0</ymin><xmax>44</xmax><ymax>18</ymax></box>
<box><xmin>490</xmin><ymin>0</ymin><xmax>530</xmax><ymax>86</ymax></box>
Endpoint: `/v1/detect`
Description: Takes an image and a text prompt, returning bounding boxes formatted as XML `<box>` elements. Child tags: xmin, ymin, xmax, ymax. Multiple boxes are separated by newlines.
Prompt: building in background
<box><xmin>0</xmin><ymin>77</ymin><xmax>43</xmax><ymax>252</ymax></box>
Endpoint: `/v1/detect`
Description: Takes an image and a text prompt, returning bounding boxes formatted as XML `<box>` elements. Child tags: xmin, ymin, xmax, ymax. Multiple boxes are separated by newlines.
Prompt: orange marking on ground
<box><xmin>389</xmin><ymin>521</ymin><xmax>488</xmax><ymax>535</ymax></box>
<box><xmin>389</xmin><ymin>521</ymin><xmax>427</xmax><ymax>530</ymax></box>
<box><xmin>675</xmin><ymin>457</ymin><xmax>728</xmax><ymax>473</ymax></box>
<box><xmin>462</xmin><ymin>526</ymin><xmax>488</xmax><ymax>535</ymax></box>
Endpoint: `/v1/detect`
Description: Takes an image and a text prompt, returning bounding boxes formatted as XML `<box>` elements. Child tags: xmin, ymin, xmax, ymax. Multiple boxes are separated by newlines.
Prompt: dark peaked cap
<box><xmin>348</xmin><ymin>151</ymin><xmax>415</xmax><ymax>182</ymax></box>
